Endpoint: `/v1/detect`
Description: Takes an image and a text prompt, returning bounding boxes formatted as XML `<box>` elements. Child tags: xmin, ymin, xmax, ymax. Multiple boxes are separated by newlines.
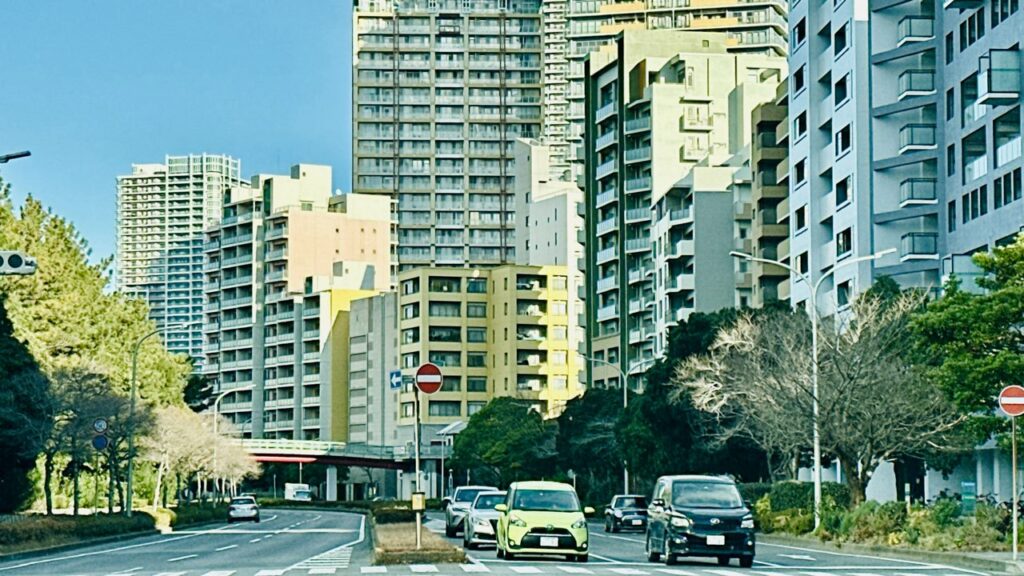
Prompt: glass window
<box><xmin>402</xmin><ymin>278</ymin><xmax>420</xmax><ymax>295</ymax></box>
<box><xmin>552</xmin><ymin>276</ymin><xmax>568</xmax><ymax>290</ymax></box>
<box><xmin>441</xmin><ymin>376</ymin><xmax>461</xmax><ymax>392</ymax></box>
<box><xmin>402</xmin><ymin>327</ymin><xmax>420</xmax><ymax>344</ymax></box>
<box><xmin>551</xmin><ymin>326</ymin><xmax>567</xmax><ymax>340</ymax></box>
<box><xmin>402</xmin><ymin>352</ymin><xmax>420</xmax><ymax>368</ymax></box>
<box><xmin>467</xmin><ymin>352</ymin><xmax>487</xmax><ymax>367</ymax></box>
<box><xmin>428</xmin><ymin>276</ymin><xmax>461</xmax><ymax>293</ymax></box>
<box><xmin>429</xmin><ymin>350</ymin><xmax>460</xmax><ymax>367</ymax></box>
<box><xmin>551</xmin><ymin>301</ymin><xmax>568</xmax><ymax>315</ymax></box>
<box><xmin>429</xmin><ymin>326</ymin><xmax>461</xmax><ymax>342</ymax></box>
<box><xmin>671</xmin><ymin>481</ymin><xmax>743</xmax><ymax>509</ymax></box>
<box><xmin>467</xmin><ymin>377</ymin><xmax>487</xmax><ymax>392</ymax></box>
<box><xmin>467</xmin><ymin>303</ymin><xmax>487</xmax><ymax>317</ymax></box>
<box><xmin>402</xmin><ymin>303</ymin><xmax>420</xmax><ymax>319</ymax></box>
<box><xmin>467</xmin><ymin>328</ymin><xmax>486</xmax><ymax>343</ymax></box>
<box><xmin>836</xmin><ymin>228</ymin><xmax>853</xmax><ymax>256</ymax></box>
<box><xmin>467</xmin><ymin>278</ymin><xmax>487</xmax><ymax>293</ymax></box>
<box><xmin>468</xmin><ymin>401</ymin><xmax>486</xmax><ymax>415</ymax></box>
<box><xmin>428</xmin><ymin>301</ymin><xmax>461</xmax><ymax>317</ymax></box>
<box><xmin>428</xmin><ymin>401</ymin><xmax>461</xmax><ymax>417</ymax></box>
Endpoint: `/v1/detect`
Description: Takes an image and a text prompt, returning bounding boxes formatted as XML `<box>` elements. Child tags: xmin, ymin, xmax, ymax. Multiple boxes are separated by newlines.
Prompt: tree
<box><xmin>450</xmin><ymin>398</ymin><xmax>557</xmax><ymax>487</ymax></box>
<box><xmin>184</xmin><ymin>374</ymin><xmax>214</xmax><ymax>412</ymax></box>
<box><xmin>912</xmin><ymin>234</ymin><xmax>1024</xmax><ymax>441</ymax></box>
<box><xmin>675</xmin><ymin>291</ymin><xmax>970</xmax><ymax>503</ymax></box>
<box><xmin>0</xmin><ymin>294</ymin><xmax>51</xmax><ymax>512</ymax></box>
<box><xmin>554</xmin><ymin>388</ymin><xmax>623</xmax><ymax>503</ymax></box>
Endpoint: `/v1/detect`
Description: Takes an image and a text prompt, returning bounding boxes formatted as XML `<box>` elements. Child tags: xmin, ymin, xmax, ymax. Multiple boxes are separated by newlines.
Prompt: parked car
<box><xmin>227</xmin><ymin>495</ymin><xmax>260</xmax><ymax>523</ymax></box>
<box><xmin>604</xmin><ymin>494</ymin><xmax>648</xmax><ymax>532</ymax></box>
<box><xmin>463</xmin><ymin>490</ymin><xmax>507</xmax><ymax>549</ymax></box>
<box><xmin>495</xmin><ymin>481</ymin><xmax>594</xmax><ymax>562</ymax></box>
<box><xmin>445</xmin><ymin>485</ymin><xmax>499</xmax><ymax>537</ymax></box>
<box><xmin>645</xmin><ymin>475</ymin><xmax>754</xmax><ymax>567</ymax></box>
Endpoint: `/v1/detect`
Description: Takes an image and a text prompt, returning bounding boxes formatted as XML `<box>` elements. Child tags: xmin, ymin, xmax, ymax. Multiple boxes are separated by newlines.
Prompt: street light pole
<box><xmin>579</xmin><ymin>354</ymin><xmax>655</xmax><ymax>494</ymax></box>
<box><xmin>212</xmin><ymin>384</ymin><xmax>254</xmax><ymax>501</ymax></box>
<box><xmin>0</xmin><ymin>150</ymin><xmax>31</xmax><ymax>164</ymax></box>
<box><xmin>125</xmin><ymin>322</ymin><xmax>191</xmax><ymax>517</ymax></box>
<box><xmin>730</xmin><ymin>248</ymin><xmax>895</xmax><ymax>529</ymax></box>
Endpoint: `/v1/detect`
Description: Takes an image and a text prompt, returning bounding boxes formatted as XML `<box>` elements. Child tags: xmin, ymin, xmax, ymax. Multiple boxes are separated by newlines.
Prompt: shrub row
<box><xmin>0</xmin><ymin>513</ymin><xmax>156</xmax><ymax>549</ymax></box>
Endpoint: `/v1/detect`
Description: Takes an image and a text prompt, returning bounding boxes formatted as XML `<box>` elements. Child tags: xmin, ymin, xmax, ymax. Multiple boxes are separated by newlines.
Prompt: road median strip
<box><xmin>373</xmin><ymin>521</ymin><xmax>466</xmax><ymax>566</ymax></box>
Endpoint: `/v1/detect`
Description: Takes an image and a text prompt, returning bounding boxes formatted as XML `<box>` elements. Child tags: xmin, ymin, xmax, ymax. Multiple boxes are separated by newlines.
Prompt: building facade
<box><xmin>749</xmin><ymin>79</ymin><xmax>790</xmax><ymax>306</ymax></box>
<box><xmin>116</xmin><ymin>154</ymin><xmax>245</xmax><ymax>367</ymax></box>
<box><xmin>202</xmin><ymin>164</ymin><xmax>392</xmax><ymax>439</ymax></box>
<box><xmin>580</xmin><ymin>30</ymin><xmax>786</xmax><ymax>388</ymax></box>
<box><xmin>352</xmin><ymin>0</ymin><xmax>544</xmax><ymax>270</ymax></box>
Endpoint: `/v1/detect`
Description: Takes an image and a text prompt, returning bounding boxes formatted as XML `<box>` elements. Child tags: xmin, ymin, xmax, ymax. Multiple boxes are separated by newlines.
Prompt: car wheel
<box><xmin>505</xmin><ymin>550</ymin><xmax>515</xmax><ymax>561</ymax></box>
<box><xmin>663</xmin><ymin>535</ymin><xmax>676</xmax><ymax>566</ymax></box>
<box><xmin>496</xmin><ymin>544</ymin><xmax>504</xmax><ymax>559</ymax></box>
<box><xmin>576</xmin><ymin>554</ymin><xmax>589</xmax><ymax>563</ymax></box>
<box><xmin>718</xmin><ymin>556</ymin><xmax>731</xmax><ymax>566</ymax></box>
<box><xmin>445</xmin><ymin>524</ymin><xmax>457</xmax><ymax>538</ymax></box>
<box><xmin>254</xmin><ymin>516</ymin><xmax>260</xmax><ymax>523</ymax></box>
<box><xmin>611</xmin><ymin>520</ymin><xmax>619</xmax><ymax>533</ymax></box>
<box><xmin>645</xmin><ymin>532</ymin><xmax>660</xmax><ymax>562</ymax></box>
<box><xmin>740</xmin><ymin>556</ymin><xmax>754</xmax><ymax>568</ymax></box>
<box><xmin>227</xmin><ymin>519</ymin><xmax>233</xmax><ymax>524</ymax></box>
<box><xmin>604</xmin><ymin>518</ymin><xmax>610</xmax><ymax>532</ymax></box>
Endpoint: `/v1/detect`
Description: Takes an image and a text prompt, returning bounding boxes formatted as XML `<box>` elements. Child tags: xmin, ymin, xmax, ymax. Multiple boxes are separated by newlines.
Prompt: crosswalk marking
<box><xmin>509</xmin><ymin>567</ymin><xmax>544</xmax><ymax>574</ymax></box>
<box><xmin>461</xmin><ymin>564</ymin><xmax>492</xmax><ymax>572</ymax></box>
<box><xmin>199</xmin><ymin>572</ymin><xmax>235</xmax><ymax>576</ymax></box>
<box><xmin>150</xmin><ymin>573</ymin><xmax>186</xmax><ymax>576</ymax></box>
<box><xmin>557</xmin><ymin>567</ymin><xmax>594</xmax><ymax>574</ymax></box>
<box><xmin>361</xmin><ymin>568</ymin><xmax>389</xmax><ymax>574</ymax></box>
<box><xmin>609</xmin><ymin>569</ymin><xmax>648</xmax><ymax>575</ymax></box>
<box><xmin>707</xmin><ymin>571</ymin><xmax>749</xmax><ymax>576</ymax></box>
<box><xmin>410</xmin><ymin>565</ymin><xmax>439</xmax><ymax>573</ymax></box>
<box><xmin>254</xmin><ymin>571</ymin><xmax>286</xmax><ymax>576</ymax></box>
<box><xmin>655</xmin><ymin>570</ymin><xmax>698</xmax><ymax>576</ymax></box>
<box><xmin>308</xmin><ymin>569</ymin><xmax>337</xmax><ymax>575</ymax></box>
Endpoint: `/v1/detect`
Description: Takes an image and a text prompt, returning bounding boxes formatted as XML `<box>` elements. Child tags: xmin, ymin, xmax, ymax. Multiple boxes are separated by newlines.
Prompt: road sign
<box><xmin>92</xmin><ymin>435</ymin><xmax>109</xmax><ymax>451</ymax></box>
<box><xmin>0</xmin><ymin>251</ymin><xmax>37</xmax><ymax>276</ymax></box>
<box><xmin>1000</xmin><ymin>385</ymin><xmax>1024</xmax><ymax>417</ymax></box>
<box><xmin>389</xmin><ymin>369</ymin><xmax>403</xmax><ymax>390</ymax></box>
<box><xmin>415</xmin><ymin>363</ymin><xmax>443</xmax><ymax>395</ymax></box>
<box><xmin>93</xmin><ymin>418</ymin><xmax>108</xmax><ymax>434</ymax></box>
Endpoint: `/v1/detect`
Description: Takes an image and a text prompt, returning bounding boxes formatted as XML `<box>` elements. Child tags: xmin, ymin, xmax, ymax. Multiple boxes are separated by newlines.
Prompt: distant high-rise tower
<box><xmin>115</xmin><ymin>154</ymin><xmax>244</xmax><ymax>368</ymax></box>
<box><xmin>352</xmin><ymin>0</ymin><xmax>544</xmax><ymax>271</ymax></box>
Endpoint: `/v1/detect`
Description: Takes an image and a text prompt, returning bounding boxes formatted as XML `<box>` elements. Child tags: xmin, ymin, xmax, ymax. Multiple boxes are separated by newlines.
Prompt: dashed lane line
<box><xmin>165</xmin><ymin>554</ymin><xmax>197</xmax><ymax>563</ymax></box>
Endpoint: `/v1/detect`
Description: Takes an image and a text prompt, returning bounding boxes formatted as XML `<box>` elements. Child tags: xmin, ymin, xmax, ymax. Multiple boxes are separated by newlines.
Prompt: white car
<box><xmin>227</xmin><ymin>496</ymin><xmax>260</xmax><ymax>523</ymax></box>
<box><xmin>445</xmin><ymin>485</ymin><xmax>498</xmax><ymax>537</ymax></box>
<box><xmin>463</xmin><ymin>491</ymin><xmax>507</xmax><ymax>549</ymax></box>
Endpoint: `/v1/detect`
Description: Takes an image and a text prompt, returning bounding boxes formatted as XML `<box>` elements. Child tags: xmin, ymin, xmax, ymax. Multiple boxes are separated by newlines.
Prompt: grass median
<box><xmin>372</xmin><ymin>522</ymin><xmax>466</xmax><ymax>565</ymax></box>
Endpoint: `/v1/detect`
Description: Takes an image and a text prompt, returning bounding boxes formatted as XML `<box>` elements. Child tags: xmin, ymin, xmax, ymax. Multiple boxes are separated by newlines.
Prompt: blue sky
<box><xmin>0</xmin><ymin>1</ymin><xmax>352</xmax><ymax>261</ymax></box>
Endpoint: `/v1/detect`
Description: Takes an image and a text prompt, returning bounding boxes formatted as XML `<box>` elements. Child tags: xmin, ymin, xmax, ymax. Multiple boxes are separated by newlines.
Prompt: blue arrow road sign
<box><xmin>390</xmin><ymin>370</ymin><xmax>402</xmax><ymax>390</ymax></box>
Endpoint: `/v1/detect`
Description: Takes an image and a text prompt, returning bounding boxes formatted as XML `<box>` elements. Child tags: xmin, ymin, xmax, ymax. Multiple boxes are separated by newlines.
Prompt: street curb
<box><xmin>761</xmin><ymin>533</ymin><xmax>1023</xmax><ymax>574</ymax></box>
<box><xmin>0</xmin><ymin>530</ymin><xmax>160</xmax><ymax>564</ymax></box>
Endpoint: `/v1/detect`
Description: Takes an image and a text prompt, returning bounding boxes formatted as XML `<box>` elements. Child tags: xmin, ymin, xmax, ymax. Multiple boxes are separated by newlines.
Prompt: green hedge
<box><xmin>0</xmin><ymin>513</ymin><xmax>156</xmax><ymax>550</ymax></box>
<box><xmin>373</xmin><ymin>508</ymin><xmax>418</xmax><ymax>524</ymax></box>
<box><xmin>738</xmin><ymin>483</ymin><xmax>772</xmax><ymax>505</ymax></box>
<box><xmin>769</xmin><ymin>481</ymin><xmax>851</xmax><ymax>512</ymax></box>
<box><xmin>260</xmin><ymin>498</ymin><xmax>444</xmax><ymax>512</ymax></box>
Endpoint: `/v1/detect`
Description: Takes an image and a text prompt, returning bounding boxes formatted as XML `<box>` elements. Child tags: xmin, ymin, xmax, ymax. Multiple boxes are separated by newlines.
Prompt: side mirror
<box><xmin>651</xmin><ymin>498</ymin><xmax>665</xmax><ymax>509</ymax></box>
<box><xmin>744</xmin><ymin>500</ymin><xmax>752</xmax><ymax>509</ymax></box>
<box><xmin>494</xmin><ymin>503</ymin><xmax>508</xmax><ymax>513</ymax></box>
<box><xmin>441</xmin><ymin>497</ymin><xmax>452</xmax><ymax>508</ymax></box>
<box><xmin>584</xmin><ymin>506</ymin><xmax>596</xmax><ymax>516</ymax></box>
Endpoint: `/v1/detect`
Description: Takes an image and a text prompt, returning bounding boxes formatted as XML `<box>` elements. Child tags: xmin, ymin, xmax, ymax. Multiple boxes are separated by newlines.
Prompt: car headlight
<box><xmin>571</xmin><ymin>518</ymin><xmax>587</xmax><ymax>529</ymax></box>
<box><xmin>741</xmin><ymin>515</ymin><xmax>755</xmax><ymax>529</ymax></box>
<box><xmin>510</xmin><ymin>515</ymin><xmax>527</xmax><ymax>528</ymax></box>
<box><xmin>613</xmin><ymin>510</ymin><xmax>623</xmax><ymax>518</ymax></box>
<box><xmin>670</xmin><ymin>515</ymin><xmax>692</xmax><ymax>529</ymax></box>
<box><xmin>475</xmin><ymin>519</ymin><xmax>493</xmax><ymax>531</ymax></box>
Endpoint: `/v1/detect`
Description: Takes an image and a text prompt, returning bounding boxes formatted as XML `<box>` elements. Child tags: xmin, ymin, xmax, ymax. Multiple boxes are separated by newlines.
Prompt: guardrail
<box><xmin>239</xmin><ymin>439</ymin><xmax>450</xmax><ymax>461</ymax></box>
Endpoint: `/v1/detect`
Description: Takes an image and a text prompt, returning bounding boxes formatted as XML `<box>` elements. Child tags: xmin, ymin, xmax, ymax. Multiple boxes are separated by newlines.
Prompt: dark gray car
<box><xmin>604</xmin><ymin>494</ymin><xmax>648</xmax><ymax>532</ymax></box>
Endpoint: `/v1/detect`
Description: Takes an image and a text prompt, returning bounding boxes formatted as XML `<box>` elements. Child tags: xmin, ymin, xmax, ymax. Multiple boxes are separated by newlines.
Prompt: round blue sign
<box><xmin>92</xmin><ymin>435</ymin><xmax>109</xmax><ymax>451</ymax></box>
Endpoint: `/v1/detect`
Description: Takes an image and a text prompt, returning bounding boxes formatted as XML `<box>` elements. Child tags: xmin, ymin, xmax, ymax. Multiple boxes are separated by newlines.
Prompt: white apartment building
<box><xmin>352</xmin><ymin>0</ymin><xmax>544</xmax><ymax>270</ymax></box>
<box><xmin>116</xmin><ymin>154</ymin><xmax>245</xmax><ymax>367</ymax></box>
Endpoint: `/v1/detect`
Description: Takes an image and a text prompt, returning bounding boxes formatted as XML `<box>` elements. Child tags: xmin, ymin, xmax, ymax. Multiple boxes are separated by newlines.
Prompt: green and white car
<box><xmin>495</xmin><ymin>481</ymin><xmax>594</xmax><ymax>562</ymax></box>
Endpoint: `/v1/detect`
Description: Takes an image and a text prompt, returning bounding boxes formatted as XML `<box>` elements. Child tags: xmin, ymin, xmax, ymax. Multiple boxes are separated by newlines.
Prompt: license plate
<box><xmin>631</xmin><ymin>520</ymin><xmax>642</xmax><ymax>526</ymax></box>
<box><xmin>706</xmin><ymin>535</ymin><xmax>726</xmax><ymax>546</ymax></box>
<box><xmin>540</xmin><ymin>536</ymin><xmax>559</xmax><ymax>547</ymax></box>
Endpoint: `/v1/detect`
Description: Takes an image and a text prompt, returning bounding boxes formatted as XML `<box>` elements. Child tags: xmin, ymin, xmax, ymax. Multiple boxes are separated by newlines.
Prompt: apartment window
<box><xmin>992</xmin><ymin>0</ymin><xmax>1021</xmax><ymax>27</ymax></box>
<box><xmin>794</xmin><ymin>65</ymin><xmax>806</xmax><ymax>93</ymax></box>
<box><xmin>551</xmin><ymin>301</ymin><xmax>568</xmax><ymax>315</ymax></box>
<box><xmin>945</xmin><ymin>32</ymin><xmax>954</xmax><ymax>64</ymax></box>
<box><xmin>835</xmin><ymin>124</ymin><xmax>852</xmax><ymax>156</ymax></box>
<box><xmin>552</xmin><ymin>276</ymin><xmax>568</xmax><ymax>290</ymax></box>
<box><xmin>429</xmin><ymin>276</ymin><xmax>461</xmax><ymax>293</ymax></box>
<box><xmin>402</xmin><ymin>303</ymin><xmax>420</xmax><ymax>319</ymax></box>
<box><xmin>429</xmin><ymin>350</ymin><xmax>460</xmax><ymax>367</ymax></box>
<box><xmin>402</xmin><ymin>327</ymin><xmax>420</xmax><ymax>344</ymax></box>
<box><xmin>794</xmin><ymin>112</ymin><xmax>808</xmax><ymax>139</ymax></box>
<box><xmin>795</xmin><ymin>159</ymin><xmax>807</xmax><ymax>186</ymax></box>
<box><xmin>836</xmin><ymin>176</ymin><xmax>851</xmax><ymax>206</ymax></box>
<box><xmin>441</xmin><ymin>376</ymin><xmax>461</xmax><ymax>392</ymax></box>
<box><xmin>428</xmin><ymin>401</ymin><xmax>461</xmax><ymax>417</ymax></box>
<box><xmin>961</xmin><ymin>10</ymin><xmax>986</xmax><ymax>50</ymax></box>
<box><xmin>834</xmin><ymin>74</ymin><xmax>849</xmax><ymax>105</ymax></box>
<box><xmin>961</xmin><ymin>193</ymin><xmax>970</xmax><ymax>223</ymax></box>
<box><xmin>467</xmin><ymin>377</ymin><xmax>487</xmax><ymax>392</ymax></box>
<box><xmin>995</xmin><ymin>168</ymin><xmax>1023</xmax><ymax>207</ymax></box>
<box><xmin>834</xmin><ymin>22</ymin><xmax>849</xmax><ymax>56</ymax></box>
<box><xmin>797</xmin><ymin>251</ymin><xmax>810</xmax><ymax>274</ymax></box>
<box><xmin>467</xmin><ymin>327</ymin><xmax>486</xmax><ymax>343</ymax></box>
<box><xmin>402</xmin><ymin>352</ymin><xmax>420</xmax><ymax>368</ymax></box>
<box><xmin>837</xmin><ymin>281</ymin><xmax>852</xmax><ymax>308</ymax></box>
<box><xmin>947</xmin><ymin>144</ymin><xmax>956</xmax><ymax>177</ymax></box>
<box><xmin>836</xmin><ymin>228</ymin><xmax>853</xmax><ymax>257</ymax></box>
<box><xmin>796</xmin><ymin>205</ymin><xmax>808</xmax><ymax>230</ymax></box>
<box><xmin>551</xmin><ymin>325</ymin><xmax>568</xmax><ymax>340</ymax></box>
<box><xmin>402</xmin><ymin>278</ymin><xmax>420</xmax><ymax>295</ymax></box>
<box><xmin>947</xmin><ymin>200</ymin><xmax>957</xmax><ymax>232</ymax></box>
<box><xmin>429</xmin><ymin>326</ymin><xmax>461</xmax><ymax>342</ymax></box>
<box><xmin>467</xmin><ymin>352</ymin><xmax>487</xmax><ymax>367</ymax></box>
<box><xmin>793</xmin><ymin>18</ymin><xmax>807</xmax><ymax>49</ymax></box>
<box><xmin>467</xmin><ymin>302</ymin><xmax>487</xmax><ymax>317</ymax></box>
<box><xmin>428</xmin><ymin>301</ymin><xmax>461</xmax><ymax>317</ymax></box>
<box><xmin>946</xmin><ymin>89</ymin><xmax>955</xmax><ymax>121</ymax></box>
<box><xmin>980</xmin><ymin>184</ymin><xmax>989</xmax><ymax>215</ymax></box>
<box><xmin>467</xmin><ymin>278</ymin><xmax>487</xmax><ymax>293</ymax></box>
<box><xmin>551</xmin><ymin>351</ymin><xmax>567</xmax><ymax>366</ymax></box>
<box><xmin>402</xmin><ymin>403</ymin><xmax>415</xmax><ymax>417</ymax></box>
<box><xmin>468</xmin><ymin>401</ymin><xmax>486</xmax><ymax>415</ymax></box>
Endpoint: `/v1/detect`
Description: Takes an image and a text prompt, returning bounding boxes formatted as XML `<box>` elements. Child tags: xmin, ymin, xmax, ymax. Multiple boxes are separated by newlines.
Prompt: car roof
<box><xmin>658</xmin><ymin>475</ymin><xmax>736</xmax><ymax>483</ymax></box>
<box><xmin>475</xmin><ymin>490</ymin><xmax>507</xmax><ymax>496</ymax></box>
<box><xmin>510</xmin><ymin>481</ymin><xmax>575</xmax><ymax>491</ymax></box>
<box><xmin>613</xmin><ymin>494</ymin><xmax>647</xmax><ymax>499</ymax></box>
<box><xmin>455</xmin><ymin>485</ymin><xmax>498</xmax><ymax>492</ymax></box>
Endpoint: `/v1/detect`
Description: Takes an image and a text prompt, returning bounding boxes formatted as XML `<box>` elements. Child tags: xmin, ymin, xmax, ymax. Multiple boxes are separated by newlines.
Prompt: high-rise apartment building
<box><xmin>562</xmin><ymin>0</ymin><xmax>789</xmax><ymax>170</ymax></box>
<box><xmin>116</xmin><ymin>154</ymin><xmax>244</xmax><ymax>367</ymax></box>
<box><xmin>580</xmin><ymin>30</ymin><xmax>785</xmax><ymax>388</ymax></box>
<box><xmin>352</xmin><ymin>0</ymin><xmax>544</xmax><ymax>270</ymax></box>
<box><xmin>749</xmin><ymin>79</ymin><xmax>790</xmax><ymax>307</ymax></box>
<box><xmin>202</xmin><ymin>164</ymin><xmax>392</xmax><ymax>439</ymax></box>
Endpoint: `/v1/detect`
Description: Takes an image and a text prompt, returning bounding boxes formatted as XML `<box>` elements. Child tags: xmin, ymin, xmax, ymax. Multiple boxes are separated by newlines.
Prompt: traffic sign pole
<box><xmin>1014</xmin><ymin>416</ymin><xmax>1018</xmax><ymax>562</ymax></box>
<box><xmin>998</xmin><ymin>384</ymin><xmax>1024</xmax><ymax>561</ymax></box>
<box><xmin>414</xmin><ymin>389</ymin><xmax>422</xmax><ymax>550</ymax></box>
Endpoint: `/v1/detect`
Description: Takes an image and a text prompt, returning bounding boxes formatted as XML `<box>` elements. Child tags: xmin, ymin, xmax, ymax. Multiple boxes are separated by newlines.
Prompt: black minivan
<box><xmin>645</xmin><ymin>475</ymin><xmax>755</xmax><ymax>568</ymax></box>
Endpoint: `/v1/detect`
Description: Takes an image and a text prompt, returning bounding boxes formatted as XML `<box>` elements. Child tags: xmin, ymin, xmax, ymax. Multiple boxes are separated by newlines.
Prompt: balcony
<box><xmin>978</xmin><ymin>49</ymin><xmax>1021</xmax><ymax>106</ymax></box>
<box><xmin>682</xmin><ymin>113</ymin><xmax>713</xmax><ymax>131</ymax></box>
<box><xmin>669</xmin><ymin>208</ymin><xmax>691</xmax><ymax>224</ymax></box>
<box><xmin>667</xmin><ymin>240</ymin><xmax>694</xmax><ymax>259</ymax></box>
<box><xmin>900</xmin><ymin>232</ymin><xmax>939</xmax><ymax>261</ymax></box>
<box><xmin>898</xmin><ymin>124</ymin><xmax>936</xmax><ymax>154</ymax></box>
<box><xmin>596</xmin><ymin>216</ymin><xmax>617</xmax><ymax>237</ymax></box>
<box><xmin>597</xmin><ymin>276</ymin><xmax>617</xmax><ymax>293</ymax></box>
<box><xmin>596</xmin><ymin>304</ymin><xmax>618</xmax><ymax>322</ymax></box>
<box><xmin>625</xmin><ymin>146</ymin><xmax>652</xmax><ymax>163</ymax></box>
<box><xmin>899</xmin><ymin>178</ymin><xmax>938</xmax><ymax>207</ymax></box>
<box><xmin>944</xmin><ymin>0</ymin><xmax>983</xmax><ymax>8</ymax></box>
<box><xmin>896</xmin><ymin>17</ymin><xmax>934</xmax><ymax>47</ymax></box>
<box><xmin>898</xmin><ymin>70</ymin><xmax>935</xmax><ymax>100</ymax></box>
<box><xmin>596</xmin><ymin>246</ymin><xmax>617</xmax><ymax>264</ymax></box>
<box><xmin>667</xmin><ymin>274</ymin><xmax>694</xmax><ymax>292</ymax></box>
<box><xmin>625</xmin><ymin>208</ymin><xmax>650</xmax><ymax>223</ymax></box>
<box><xmin>595</xmin><ymin>130</ymin><xmax>617</xmax><ymax>151</ymax></box>
<box><xmin>625</xmin><ymin>177</ymin><xmax>651</xmax><ymax>193</ymax></box>
<box><xmin>596</xmin><ymin>189</ymin><xmax>617</xmax><ymax>208</ymax></box>
<box><xmin>596</xmin><ymin>101</ymin><xmax>617</xmax><ymax>122</ymax></box>
<box><xmin>625</xmin><ymin>117</ymin><xmax>651</xmax><ymax>133</ymax></box>
<box><xmin>596</xmin><ymin>158</ymin><xmax>617</xmax><ymax>179</ymax></box>
<box><xmin>625</xmin><ymin>238</ymin><xmax>651</xmax><ymax>253</ymax></box>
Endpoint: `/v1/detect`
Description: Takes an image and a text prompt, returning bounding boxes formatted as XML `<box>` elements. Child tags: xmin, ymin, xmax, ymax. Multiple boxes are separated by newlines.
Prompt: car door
<box><xmin>649</xmin><ymin>480</ymin><xmax>668</xmax><ymax>547</ymax></box>
<box><xmin>498</xmin><ymin>487</ymin><xmax>513</xmax><ymax>548</ymax></box>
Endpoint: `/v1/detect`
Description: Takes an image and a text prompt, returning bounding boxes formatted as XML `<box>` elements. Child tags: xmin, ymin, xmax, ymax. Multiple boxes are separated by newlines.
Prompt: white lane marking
<box><xmin>250</xmin><ymin>538</ymin><xmax>262</xmax><ymax>543</ymax></box>
<box><xmin>107</xmin><ymin>568</ymin><xmax>144</xmax><ymax>575</ymax></box>
<box><xmin>845</xmin><ymin>573</ymin><xmax>886</xmax><ymax>576</ymax></box>
<box><xmin>151</xmin><ymin>572</ymin><xmax>187</xmax><ymax>576</ymax></box>
<box><xmin>360</xmin><ymin>568</ymin><xmax>388</xmax><ymax>574</ymax></box>
<box><xmin>199</xmin><ymin>571</ymin><xmax>236</xmax><ymax>576</ymax></box>
<box><xmin>799</xmin><ymin>572</ymin><xmax>838</xmax><ymax>576</ymax></box>
<box><xmin>779</xmin><ymin>554</ymin><xmax>817</xmax><ymax>561</ymax></box>
<box><xmin>166</xmin><ymin>554</ymin><xmax>198</xmax><ymax>563</ymax></box>
<box><xmin>254</xmin><ymin>570</ymin><xmax>286</xmax><ymax>576</ymax></box>
<box><xmin>759</xmin><ymin>542</ymin><xmax>986</xmax><ymax>574</ymax></box>
<box><xmin>589</xmin><ymin>532</ymin><xmax>646</xmax><ymax>544</ymax></box>
<box><xmin>309</xmin><ymin>569</ymin><xmax>337</xmax><ymax>575</ymax></box>
<box><xmin>588</xmin><ymin>552</ymin><xmax>622</xmax><ymax>563</ymax></box>
<box><xmin>0</xmin><ymin>522</ymin><xmax>233</xmax><ymax>572</ymax></box>
<box><xmin>655</xmin><ymin>570</ymin><xmax>698</xmax><ymax>576</ymax></box>
<box><xmin>754</xmin><ymin>560</ymin><xmax>786</xmax><ymax>568</ymax></box>
<box><xmin>557</xmin><ymin>567</ymin><xmax>593</xmax><ymax>574</ymax></box>
<box><xmin>461</xmin><ymin>565</ymin><xmax>491</xmax><ymax>572</ymax></box>
<box><xmin>215</xmin><ymin>544</ymin><xmax>238</xmax><ymax>551</ymax></box>
<box><xmin>172</xmin><ymin>528</ymin><xmax>357</xmax><ymax>535</ymax></box>
<box><xmin>410</xmin><ymin>565</ymin><xmax>439</xmax><ymax>573</ymax></box>
<box><xmin>707</xmin><ymin>570</ymin><xmax>749</xmax><ymax>576</ymax></box>
<box><xmin>509</xmin><ymin>567</ymin><xmax>542</xmax><ymax>574</ymax></box>
<box><xmin>608</xmin><ymin>569</ymin><xmax>648</xmax><ymax>575</ymax></box>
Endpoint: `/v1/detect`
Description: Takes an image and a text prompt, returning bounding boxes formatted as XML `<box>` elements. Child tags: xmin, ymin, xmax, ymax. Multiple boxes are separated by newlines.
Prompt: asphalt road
<box><xmin>0</xmin><ymin>508</ymin><xmax>367</xmax><ymax>576</ymax></box>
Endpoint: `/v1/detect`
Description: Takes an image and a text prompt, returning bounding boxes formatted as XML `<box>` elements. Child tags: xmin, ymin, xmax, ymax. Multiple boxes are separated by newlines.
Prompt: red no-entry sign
<box><xmin>999</xmin><ymin>385</ymin><xmax>1024</xmax><ymax>417</ymax></box>
<box><xmin>415</xmin><ymin>363</ymin><xmax>443</xmax><ymax>395</ymax></box>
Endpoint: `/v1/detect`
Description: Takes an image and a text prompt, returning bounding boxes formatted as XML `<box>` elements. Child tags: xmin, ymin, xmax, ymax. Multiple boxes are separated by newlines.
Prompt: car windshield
<box><xmin>671</xmin><ymin>481</ymin><xmax>743</xmax><ymax>509</ymax></box>
<box><xmin>455</xmin><ymin>488</ymin><xmax>487</xmax><ymax>503</ymax></box>
<box><xmin>513</xmin><ymin>489</ymin><xmax>580</xmax><ymax>512</ymax></box>
<box><xmin>615</xmin><ymin>496</ymin><xmax>647</xmax><ymax>508</ymax></box>
<box><xmin>295</xmin><ymin>490</ymin><xmax>310</xmax><ymax>498</ymax></box>
<box><xmin>473</xmin><ymin>494</ymin><xmax>506</xmax><ymax>510</ymax></box>
<box><xmin>231</xmin><ymin>497</ymin><xmax>256</xmax><ymax>506</ymax></box>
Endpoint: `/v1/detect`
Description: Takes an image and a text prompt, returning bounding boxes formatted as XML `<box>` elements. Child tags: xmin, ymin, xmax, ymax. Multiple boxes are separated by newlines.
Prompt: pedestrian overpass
<box><xmin>240</xmin><ymin>439</ymin><xmax>448</xmax><ymax>471</ymax></box>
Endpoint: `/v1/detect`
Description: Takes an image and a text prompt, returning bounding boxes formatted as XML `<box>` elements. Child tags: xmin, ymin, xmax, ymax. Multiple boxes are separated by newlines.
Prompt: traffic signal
<box><xmin>0</xmin><ymin>251</ymin><xmax>37</xmax><ymax>275</ymax></box>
